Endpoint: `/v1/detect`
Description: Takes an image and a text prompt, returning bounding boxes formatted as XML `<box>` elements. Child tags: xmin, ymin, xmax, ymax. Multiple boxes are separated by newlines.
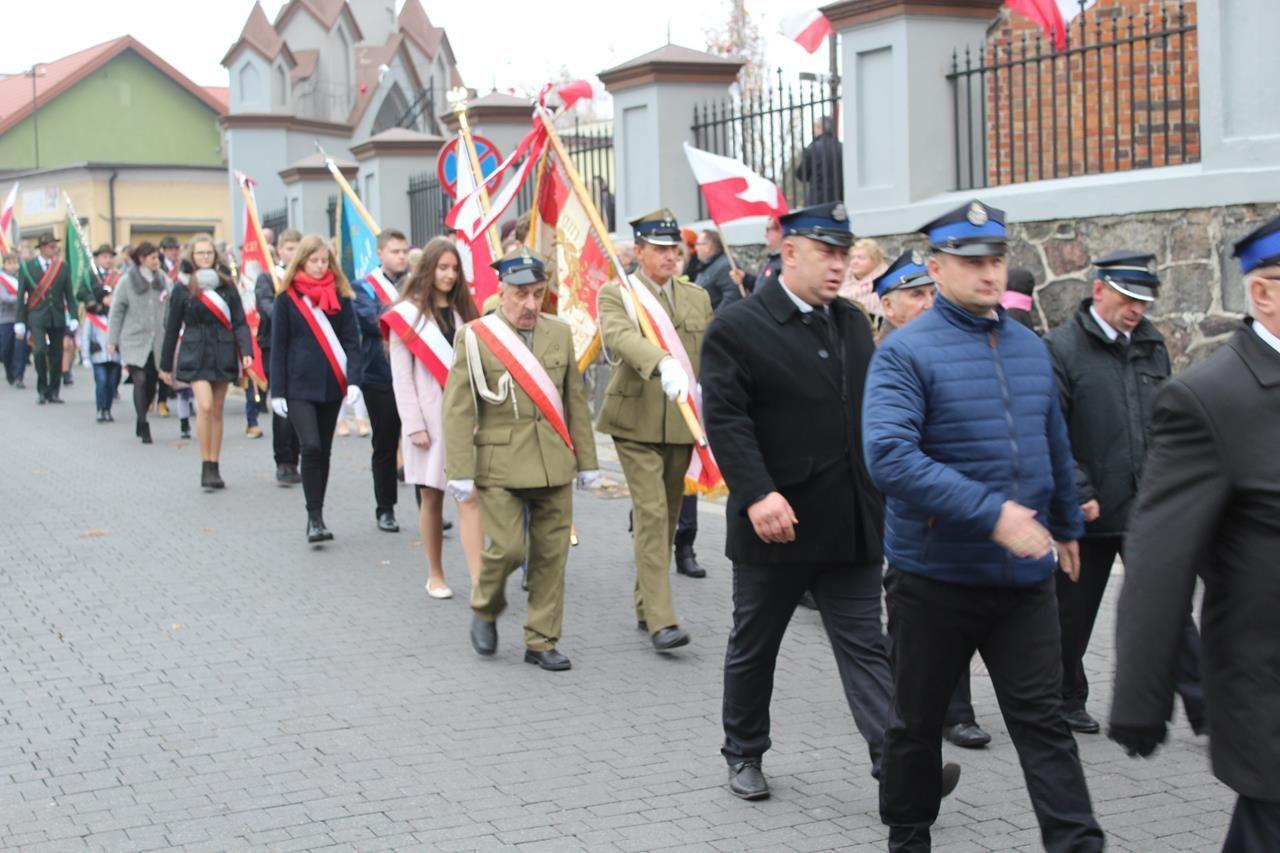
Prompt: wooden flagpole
<box><xmin>315</xmin><ymin>142</ymin><xmax>381</xmax><ymax>236</ymax></box>
<box><xmin>534</xmin><ymin>105</ymin><xmax>708</xmax><ymax>449</ymax></box>
<box><xmin>448</xmin><ymin>88</ymin><xmax>504</xmax><ymax>263</ymax></box>
<box><xmin>237</xmin><ymin>174</ymin><xmax>280</xmax><ymax>293</ymax></box>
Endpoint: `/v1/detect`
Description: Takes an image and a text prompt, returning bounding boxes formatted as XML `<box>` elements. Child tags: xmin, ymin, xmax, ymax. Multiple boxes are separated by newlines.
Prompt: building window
<box><xmin>238</xmin><ymin>62</ymin><xmax>261</xmax><ymax>104</ymax></box>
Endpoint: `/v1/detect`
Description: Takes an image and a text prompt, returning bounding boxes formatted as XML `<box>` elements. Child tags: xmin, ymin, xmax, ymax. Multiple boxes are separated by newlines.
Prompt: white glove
<box><xmin>345</xmin><ymin>384</ymin><xmax>363</xmax><ymax>406</ymax></box>
<box><xmin>13</xmin><ymin>322</ymin><xmax>25</xmax><ymax>338</ymax></box>
<box><xmin>271</xmin><ymin>398</ymin><xmax>288</xmax><ymax>418</ymax></box>
<box><xmin>446</xmin><ymin>479</ymin><xmax>475</xmax><ymax>502</ymax></box>
<box><xmin>67</xmin><ymin>318</ymin><xmax>79</xmax><ymax>333</ymax></box>
<box><xmin>657</xmin><ymin>357</ymin><xmax>689</xmax><ymax>403</ymax></box>
<box><xmin>576</xmin><ymin>470</ymin><xmax>600</xmax><ymax>490</ymax></box>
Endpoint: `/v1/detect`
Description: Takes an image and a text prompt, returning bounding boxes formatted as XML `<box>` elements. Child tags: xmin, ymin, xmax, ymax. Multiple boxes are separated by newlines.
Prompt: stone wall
<box><xmin>731</xmin><ymin>202</ymin><xmax>1278</xmax><ymax>370</ymax></box>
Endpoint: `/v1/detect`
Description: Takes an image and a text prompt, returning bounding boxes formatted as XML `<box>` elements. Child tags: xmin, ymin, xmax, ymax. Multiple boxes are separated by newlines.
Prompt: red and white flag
<box><xmin>446</xmin><ymin>125</ymin><xmax>547</xmax><ymax>243</ymax></box>
<box><xmin>450</xmin><ymin>134</ymin><xmax>499</xmax><ymax>312</ymax></box>
<box><xmin>779</xmin><ymin>9</ymin><xmax>832</xmax><ymax>54</ymax></box>
<box><xmin>1005</xmin><ymin>0</ymin><xmax>1069</xmax><ymax>49</ymax></box>
<box><xmin>0</xmin><ymin>182</ymin><xmax>18</xmax><ymax>255</ymax></box>
<box><xmin>683</xmin><ymin>143</ymin><xmax>788</xmax><ymax>225</ymax></box>
<box><xmin>236</xmin><ymin>172</ymin><xmax>270</xmax><ymax>388</ymax></box>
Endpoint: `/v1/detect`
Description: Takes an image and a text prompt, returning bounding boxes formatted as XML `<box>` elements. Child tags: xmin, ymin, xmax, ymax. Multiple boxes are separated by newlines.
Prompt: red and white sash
<box><xmin>86</xmin><ymin>313</ymin><xmax>109</xmax><ymax>334</ymax></box>
<box><xmin>26</xmin><ymin>258</ymin><xmax>64</xmax><ymax>309</ymax></box>
<box><xmin>469</xmin><ymin>314</ymin><xmax>573</xmax><ymax>451</ymax></box>
<box><xmin>287</xmin><ymin>288</ymin><xmax>347</xmax><ymax>390</ymax></box>
<box><xmin>379</xmin><ymin>302</ymin><xmax>453</xmax><ymax>388</ymax></box>
<box><xmin>621</xmin><ymin>275</ymin><xmax>722</xmax><ymax>491</ymax></box>
<box><xmin>0</xmin><ymin>271</ymin><xmax>16</xmax><ymax>296</ymax></box>
<box><xmin>196</xmin><ymin>288</ymin><xmax>233</xmax><ymax>329</ymax></box>
<box><xmin>363</xmin><ymin>269</ymin><xmax>399</xmax><ymax>306</ymax></box>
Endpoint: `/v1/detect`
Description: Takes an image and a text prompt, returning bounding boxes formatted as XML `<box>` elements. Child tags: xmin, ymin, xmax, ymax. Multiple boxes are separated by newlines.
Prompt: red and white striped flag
<box><xmin>779</xmin><ymin>9</ymin><xmax>832</xmax><ymax>54</ymax></box>
<box><xmin>683</xmin><ymin>143</ymin><xmax>788</xmax><ymax>225</ymax></box>
<box><xmin>0</xmin><ymin>183</ymin><xmax>18</xmax><ymax>255</ymax></box>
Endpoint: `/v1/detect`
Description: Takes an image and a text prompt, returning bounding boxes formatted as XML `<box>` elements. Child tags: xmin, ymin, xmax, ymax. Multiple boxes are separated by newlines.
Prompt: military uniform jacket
<box><xmin>1112</xmin><ymin>322</ymin><xmax>1280</xmax><ymax>800</ymax></box>
<box><xmin>443</xmin><ymin>312</ymin><xmax>598</xmax><ymax>489</ymax></box>
<box><xmin>16</xmin><ymin>257</ymin><xmax>76</xmax><ymax>328</ymax></box>
<box><xmin>595</xmin><ymin>272</ymin><xmax>713</xmax><ymax>444</ymax></box>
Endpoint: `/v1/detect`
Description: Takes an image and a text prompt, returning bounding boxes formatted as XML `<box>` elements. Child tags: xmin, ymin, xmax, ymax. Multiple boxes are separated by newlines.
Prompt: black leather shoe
<box><xmin>207</xmin><ymin>462</ymin><xmax>225</xmax><ymax>490</ymax></box>
<box><xmin>675</xmin><ymin>549</ymin><xmax>706</xmax><ymax>578</ymax></box>
<box><xmin>941</xmin><ymin>761</ymin><xmax>962</xmax><ymax>799</ymax></box>
<box><xmin>47</xmin><ymin>393</ymin><xmax>63</xmax><ymax>404</ymax></box>
<box><xmin>306</xmin><ymin>512</ymin><xmax>333</xmax><ymax>543</ymax></box>
<box><xmin>139</xmin><ymin>422</ymin><xmax>153</xmax><ymax>444</ymax></box>
<box><xmin>524</xmin><ymin>648</ymin><xmax>571</xmax><ymax>671</ymax></box>
<box><xmin>470</xmin><ymin>616</ymin><xmax>497</xmax><ymax>656</ymax></box>
<box><xmin>637</xmin><ymin>620</ymin><xmax>648</xmax><ymax>632</ymax></box>
<box><xmin>376</xmin><ymin>510</ymin><xmax>400</xmax><ymax>532</ymax></box>
<box><xmin>442</xmin><ymin>519</ymin><xmax>454</xmax><ymax>532</ymax></box>
<box><xmin>62</xmin><ymin>372</ymin><xmax>73</xmax><ymax>386</ymax></box>
<box><xmin>728</xmin><ymin>760</ymin><xmax>769</xmax><ymax>800</ymax></box>
<box><xmin>1063</xmin><ymin>708</ymin><xmax>1101</xmax><ymax>734</ymax></box>
<box><xmin>943</xmin><ymin>722</ymin><xmax>991</xmax><ymax>749</ymax></box>
<box><xmin>276</xmin><ymin>463</ymin><xmax>302</xmax><ymax>485</ymax></box>
<box><xmin>652</xmin><ymin>626</ymin><xmax>690</xmax><ymax>651</ymax></box>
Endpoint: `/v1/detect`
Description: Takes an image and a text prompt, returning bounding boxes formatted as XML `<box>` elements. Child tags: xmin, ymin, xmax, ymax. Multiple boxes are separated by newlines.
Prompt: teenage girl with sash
<box><xmin>269</xmin><ymin>236</ymin><xmax>364</xmax><ymax>543</ymax></box>
<box><xmin>159</xmin><ymin>235</ymin><xmax>253</xmax><ymax>490</ymax></box>
<box><xmin>383</xmin><ymin>237</ymin><xmax>482</xmax><ymax>599</ymax></box>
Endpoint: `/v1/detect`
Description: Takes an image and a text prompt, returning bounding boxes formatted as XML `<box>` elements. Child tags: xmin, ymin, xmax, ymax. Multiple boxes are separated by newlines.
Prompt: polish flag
<box><xmin>683</xmin><ymin>143</ymin><xmax>788</xmax><ymax>225</ymax></box>
<box><xmin>0</xmin><ymin>183</ymin><xmax>17</xmax><ymax>255</ymax></box>
<box><xmin>1005</xmin><ymin>0</ymin><xmax>1068</xmax><ymax>49</ymax></box>
<box><xmin>779</xmin><ymin>9</ymin><xmax>832</xmax><ymax>54</ymax></box>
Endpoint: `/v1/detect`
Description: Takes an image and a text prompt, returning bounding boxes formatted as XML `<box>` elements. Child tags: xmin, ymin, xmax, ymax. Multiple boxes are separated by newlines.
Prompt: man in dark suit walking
<box><xmin>1110</xmin><ymin>216</ymin><xmax>1280</xmax><ymax>852</ymax></box>
<box><xmin>16</xmin><ymin>234</ymin><xmax>77</xmax><ymax>404</ymax></box>
<box><xmin>702</xmin><ymin>202</ymin><xmax>954</xmax><ymax>803</ymax></box>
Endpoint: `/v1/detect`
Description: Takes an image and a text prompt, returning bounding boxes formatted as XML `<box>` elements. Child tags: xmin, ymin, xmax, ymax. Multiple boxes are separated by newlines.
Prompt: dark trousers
<box><xmin>128</xmin><ymin>356</ymin><xmax>158</xmax><ymax>426</ymax></box>
<box><xmin>288</xmin><ymin>398</ymin><xmax>341</xmax><ymax>512</ymax></box>
<box><xmin>945</xmin><ymin>670</ymin><xmax>976</xmax><ymax>727</ymax></box>
<box><xmin>881</xmin><ymin>569</ymin><xmax>1103</xmax><ymax>853</ymax></box>
<box><xmin>1058</xmin><ymin>536</ymin><xmax>1206</xmax><ymax>726</ymax></box>
<box><xmin>244</xmin><ymin>381</ymin><xmax>260</xmax><ymax>427</ymax></box>
<box><xmin>361</xmin><ymin>383</ymin><xmax>401</xmax><ymax>514</ymax></box>
<box><xmin>262</xmin><ymin>350</ymin><xmax>299</xmax><ymax>466</ymax></box>
<box><xmin>673</xmin><ymin>493</ymin><xmax>698</xmax><ymax>552</ymax></box>
<box><xmin>31</xmin><ymin>324</ymin><xmax>64</xmax><ymax>398</ymax></box>
<box><xmin>92</xmin><ymin>362</ymin><xmax>121</xmax><ymax>411</ymax></box>
<box><xmin>1224</xmin><ymin>795</ymin><xmax>1280</xmax><ymax>852</ymax></box>
<box><xmin>722</xmin><ymin>561</ymin><xmax>892</xmax><ymax>776</ymax></box>
<box><xmin>1</xmin><ymin>322</ymin><xmax>25</xmax><ymax>383</ymax></box>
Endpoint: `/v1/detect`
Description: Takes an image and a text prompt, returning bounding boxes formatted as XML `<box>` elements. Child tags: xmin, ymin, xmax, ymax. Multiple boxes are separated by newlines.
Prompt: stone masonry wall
<box><xmin>733</xmin><ymin>202</ymin><xmax>1279</xmax><ymax>370</ymax></box>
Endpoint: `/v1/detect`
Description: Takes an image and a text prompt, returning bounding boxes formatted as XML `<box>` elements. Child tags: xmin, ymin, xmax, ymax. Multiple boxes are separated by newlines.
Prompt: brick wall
<box><xmin>966</xmin><ymin>0</ymin><xmax>1199</xmax><ymax>186</ymax></box>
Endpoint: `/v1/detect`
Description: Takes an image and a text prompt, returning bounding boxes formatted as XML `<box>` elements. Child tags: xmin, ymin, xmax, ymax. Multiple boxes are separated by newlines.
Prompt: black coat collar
<box><xmin>759</xmin><ymin>275</ymin><xmax>847</xmax><ymax>325</ymax></box>
<box><xmin>1235</xmin><ymin>319</ymin><xmax>1280</xmax><ymax>388</ymax></box>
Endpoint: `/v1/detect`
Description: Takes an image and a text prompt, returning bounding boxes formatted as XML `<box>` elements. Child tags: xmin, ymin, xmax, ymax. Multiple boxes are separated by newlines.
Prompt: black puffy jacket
<box><xmin>1045</xmin><ymin>299</ymin><xmax>1170</xmax><ymax>536</ymax></box>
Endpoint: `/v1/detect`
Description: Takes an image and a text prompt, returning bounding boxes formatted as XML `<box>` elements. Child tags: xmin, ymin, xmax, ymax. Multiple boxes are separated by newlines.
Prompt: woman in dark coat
<box><xmin>159</xmin><ymin>234</ymin><xmax>253</xmax><ymax>489</ymax></box>
<box><xmin>269</xmin><ymin>235</ymin><xmax>364</xmax><ymax>543</ymax></box>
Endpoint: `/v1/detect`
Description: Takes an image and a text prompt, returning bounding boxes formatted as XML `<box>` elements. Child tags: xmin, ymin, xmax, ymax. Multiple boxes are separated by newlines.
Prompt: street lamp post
<box><xmin>24</xmin><ymin>64</ymin><xmax>46</xmax><ymax>169</ymax></box>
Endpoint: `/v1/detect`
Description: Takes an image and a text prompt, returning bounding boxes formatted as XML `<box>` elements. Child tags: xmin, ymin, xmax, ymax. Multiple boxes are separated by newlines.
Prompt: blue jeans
<box><xmin>0</xmin><ymin>322</ymin><xmax>26</xmax><ymax>383</ymax></box>
<box><xmin>93</xmin><ymin>362</ymin><xmax>122</xmax><ymax>410</ymax></box>
<box><xmin>245</xmin><ymin>381</ymin><xmax>260</xmax><ymax>427</ymax></box>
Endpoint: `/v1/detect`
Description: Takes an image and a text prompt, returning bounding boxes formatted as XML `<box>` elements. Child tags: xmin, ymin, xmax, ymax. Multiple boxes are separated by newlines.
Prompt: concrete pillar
<box><xmin>1196</xmin><ymin>1</ymin><xmax>1280</xmax><ymax>171</ymax></box>
<box><xmin>599</xmin><ymin>45</ymin><xmax>744</xmax><ymax>228</ymax></box>
<box><xmin>279</xmin><ymin>152</ymin><xmax>357</xmax><ymax>236</ymax></box>
<box><xmin>351</xmin><ymin>128</ymin><xmax>445</xmax><ymax>235</ymax></box>
<box><xmin>822</xmin><ymin>0</ymin><xmax>1002</xmax><ymax>214</ymax></box>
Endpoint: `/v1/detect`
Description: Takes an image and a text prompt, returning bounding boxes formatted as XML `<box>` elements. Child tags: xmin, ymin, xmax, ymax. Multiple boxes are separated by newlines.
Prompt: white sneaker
<box><xmin>425</xmin><ymin>581</ymin><xmax>453</xmax><ymax>599</ymax></box>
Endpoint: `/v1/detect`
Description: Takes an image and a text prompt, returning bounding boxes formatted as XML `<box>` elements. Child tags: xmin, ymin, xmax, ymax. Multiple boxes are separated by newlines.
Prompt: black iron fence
<box><xmin>558</xmin><ymin>120</ymin><xmax>615</xmax><ymax>232</ymax></box>
<box><xmin>691</xmin><ymin>70</ymin><xmax>841</xmax><ymax>216</ymax></box>
<box><xmin>948</xmin><ymin>0</ymin><xmax>1198</xmax><ymax>190</ymax></box>
<box><xmin>260</xmin><ymin>205</ymin><xmax>287</xmax><ymax>236</ymax></box>
<box><xmin>407</xmin><ymin>174</ymin><xmax>449</xmax><ymax>246</ymax></box>
<box><xmin>326</xmin><ymin>195</ymin><xmax>337</xmax><ymax>240</ymax></box>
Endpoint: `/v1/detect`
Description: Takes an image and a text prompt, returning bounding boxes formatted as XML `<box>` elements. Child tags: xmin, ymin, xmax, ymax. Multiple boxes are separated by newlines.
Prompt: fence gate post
<box><xmin>352</xmin><ymin>129</ymin><xmax>444</xmax><ymax>239</ymax></box>
<box><xmin>823</xmin><ymin>0</ymin><xmax>1001</xmax><ymax>213</ymax></box>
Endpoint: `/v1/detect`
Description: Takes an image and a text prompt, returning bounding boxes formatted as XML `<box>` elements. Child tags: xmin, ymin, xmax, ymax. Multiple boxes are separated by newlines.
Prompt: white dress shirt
<box><xmin>1089</xmin><ymin>305</ymin><xmax>1130</xmax><ymax>343</ymax></box>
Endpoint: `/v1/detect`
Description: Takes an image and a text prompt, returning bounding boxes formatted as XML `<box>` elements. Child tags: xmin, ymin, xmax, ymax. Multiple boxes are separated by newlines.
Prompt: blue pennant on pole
<box><xmin>339</xmin><ymin>194</ymin><xmax>378</xmax><ymax>283</ymax></box>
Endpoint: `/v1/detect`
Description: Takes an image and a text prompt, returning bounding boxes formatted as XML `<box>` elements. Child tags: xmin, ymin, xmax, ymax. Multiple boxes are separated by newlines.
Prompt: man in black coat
<box><xmin>256</xmin><ymin>228</ymin><xmax>301</xmax><ymax>484</ymax></box>
<box><xmin>1046</xmin><ymin>250</ymin><xmax>1205</xmax><ymax>735</ymax></box>
<box><xmin>1110</xmin><ymin>216</ymin><xmax>1280</xmax><ymax>851</ymax></box>
<box><xmin>703</xmin><ymin>202</ymin><xmax>946</xmax><ymax>802</ymax></box>
<box><xmin>795</xmin><ymin>117</ymin><xmax>844</xmax><ymax>206</ymax></box>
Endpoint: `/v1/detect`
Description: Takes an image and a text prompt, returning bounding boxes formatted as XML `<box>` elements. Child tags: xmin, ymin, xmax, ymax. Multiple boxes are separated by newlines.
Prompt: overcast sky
<box><xmin>1</xmin><ymin>0</ymin><xmax>832</xmax><ymax>102</ymax></box>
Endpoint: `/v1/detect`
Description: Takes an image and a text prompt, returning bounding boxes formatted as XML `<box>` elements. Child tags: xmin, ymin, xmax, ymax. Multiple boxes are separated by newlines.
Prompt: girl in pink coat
<box><xmin>387</xmin><ymin>238</ymin><xmax>482</xmax><ymax>598</ymax></box>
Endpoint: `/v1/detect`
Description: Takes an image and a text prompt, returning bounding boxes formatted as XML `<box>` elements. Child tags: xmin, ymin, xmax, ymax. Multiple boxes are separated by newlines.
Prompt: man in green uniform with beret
<box><xmin>443</xmin><ymin>246</ymin><xmax>599</xmax><ymax>671</ymax></box>
<box><xmin>596</xmin><ymin>209</ymin><xmax>715</xmax><ymax>652</ymax></box>
<box><xmin>16</xmin><ymin>233</ymin><xmax>77</xmax><ymax>404</ymax></box>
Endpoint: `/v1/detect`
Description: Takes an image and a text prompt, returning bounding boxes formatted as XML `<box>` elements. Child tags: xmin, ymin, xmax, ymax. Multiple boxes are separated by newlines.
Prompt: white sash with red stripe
<box><xmin>379</xmin><ymin>302</ymin><xmax>453</xmax><ymax>388</ymax></box>
<box><xmin>196</xmin><ymin>288</ymin><xmax>233</xmax><ymax>329</ymax></box>
<box><xmin>466</xmin><ymin>314</ymin><xmax>573</xmax><ymax>451</ymax></box>
<box><xmin>363</xmin><ymin>269</ymin><xmax>399</xmax><ymax>306</ymax></box>
<box><xmin>0</xmin><ymin>271</ymin><xmax>18</xmax><ymax>296</ymax></box>
<box><xmin>287</xmin><ymin>288</ymin><xmax>347</xmax><ymax>390</ymax></box>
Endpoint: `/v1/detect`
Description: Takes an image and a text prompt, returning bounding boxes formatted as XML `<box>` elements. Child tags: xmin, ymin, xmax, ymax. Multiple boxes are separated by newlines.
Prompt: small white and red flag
<box><xmin>778</xmin><ymin>9</ymin><xmax>832</xmax><ymax>54</ymax></box>
<box><xmin>0</xmin><ymin>183</ymin><xmax>18</xmax><ymax>255</ymax></box>
<box><xmin>683</xmin><ymin>143</ymin><xmax>788</xmax><ymax>225</ymax></box>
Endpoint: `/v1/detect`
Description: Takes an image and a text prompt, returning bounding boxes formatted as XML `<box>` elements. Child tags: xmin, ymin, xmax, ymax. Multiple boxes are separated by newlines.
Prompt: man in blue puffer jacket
<box><xmin>863</xmin><ymin>200</ymin><xmax>1104</xmax><ymax>853</ymax></box>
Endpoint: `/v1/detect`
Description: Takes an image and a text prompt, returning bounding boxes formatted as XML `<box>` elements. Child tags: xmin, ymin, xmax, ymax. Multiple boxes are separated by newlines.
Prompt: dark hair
<box><xmin>397</xmin><ymin>236</ymin><xmax>478</xmax><ymax>330</ymax></box>
<box><xmin>377</xmin><ymin>228</ymin><xmax>408</xmax><ymax>250</ymax></box>
<box><xmin>130</xmin><ymin>241</ymin><xmax>158</xmax><ymax>264</ymax></box>
<box><xmin>1006</xmin><ymin>266</ymin><xmax>1035</xmax><ymax>296</ymax></box>
<box><xmin>700</xmin><ymin>229</ymin><xmax>724</xmax><ymax>254</ymax></box>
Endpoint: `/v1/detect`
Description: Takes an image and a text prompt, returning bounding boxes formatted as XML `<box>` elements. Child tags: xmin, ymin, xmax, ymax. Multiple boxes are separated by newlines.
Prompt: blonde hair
<box><xmin>278</xmin><ymin>234</ymin><xmax>354</xmax><ymax>297</ymax></box>
<box><xmin>852</xmin><ymin>238</ymin><xmax>885</xmax><ymax>267</ymax></box>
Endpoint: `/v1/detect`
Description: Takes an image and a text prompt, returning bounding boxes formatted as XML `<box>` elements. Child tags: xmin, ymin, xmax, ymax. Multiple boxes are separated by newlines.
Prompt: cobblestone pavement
<box><xmin>1</xmin><ymin>375</ymin><xmax>1234</xmax><ymax>851</ymax></box>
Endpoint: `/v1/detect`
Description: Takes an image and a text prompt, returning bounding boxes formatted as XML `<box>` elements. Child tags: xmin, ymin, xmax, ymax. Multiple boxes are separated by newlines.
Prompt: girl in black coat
<box><xmin>269</xmin><ymin>235</ymin><xmax>364</xmax><ymax>543</ymax></box>
<box><xmin>159</xmin><ymin>234</ymin><xmax>253</xmax><ymax>490</ymax></box>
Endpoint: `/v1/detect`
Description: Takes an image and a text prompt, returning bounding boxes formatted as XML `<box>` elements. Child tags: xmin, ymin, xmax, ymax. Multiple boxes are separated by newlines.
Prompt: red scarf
<box><xmin>291</xmin><ymin>270</ymin><xmax>341</xmax><ymax>315</ymax></box>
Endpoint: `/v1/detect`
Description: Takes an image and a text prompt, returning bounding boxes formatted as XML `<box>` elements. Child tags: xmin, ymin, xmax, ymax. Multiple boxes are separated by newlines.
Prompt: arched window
<box><xmin>371</xmin><ymin>83</ymin><xmax>409</xmax><ymax>134</ymax></box>
<box><xmin>274</xmin><ymin>65</ymin><xmax>287</xmax><ymax>109</ymax></box>
<box><xmin>238</xmin><ymin>62</ymin><xmax>262</xmax><ymax>105</ymax></box>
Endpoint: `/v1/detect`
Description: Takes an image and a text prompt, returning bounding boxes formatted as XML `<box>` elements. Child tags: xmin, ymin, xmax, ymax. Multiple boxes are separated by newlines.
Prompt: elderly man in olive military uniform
<box><xmin>16</xmin><ymin>234</ymin><xmax>78</xmax><ymax>404</ymax></box>
<box><xmin>443</xmin><ymin>247</ymin><xmax>599</xmax><ymax>672</ymax></box>
<box><xmin>596</xmin><ymin>209</ymin><xmax>715</xmax><ymax>653</ymax></box>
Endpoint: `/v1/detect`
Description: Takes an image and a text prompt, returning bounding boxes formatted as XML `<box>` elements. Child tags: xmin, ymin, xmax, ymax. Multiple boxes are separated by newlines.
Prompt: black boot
<box><xmin>275</xmin><ymin>462</ymin><xmax>302</xmax><ymax>485</ymax></box>
<box><xmin>179</xmin><ymin>417</ymin><xmax>192</xmax><ymax>440</ymax></box>
<box><xmin>207</xmin><ymin>462</ymin><xmax>225</xmax><ymax>490</ymax></box>
<box><xmin>307</xmin><ymin>511</ymin><xmax>333</xmax><ymax>543</ymax></box>
<box><xmin>201</xmin><ymin>461</ymin><xmax>216</xmax><ymax>489</ymax></box>
<box><xmin>673</xmin><ymin>529</ymin><xmax>706</xmax><ymax>578</ymax></box>
<box><xmin>139</xmin><ymin>422</ymin><xmax>153</xmax><ymax>444</ymax></box>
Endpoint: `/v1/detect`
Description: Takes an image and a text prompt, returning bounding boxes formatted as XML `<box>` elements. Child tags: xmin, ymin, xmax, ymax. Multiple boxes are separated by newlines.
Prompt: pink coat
<box><xmin>389</xmin><ymin>311</ymin><xmax>460</xmax><ymax>490</ymax></box>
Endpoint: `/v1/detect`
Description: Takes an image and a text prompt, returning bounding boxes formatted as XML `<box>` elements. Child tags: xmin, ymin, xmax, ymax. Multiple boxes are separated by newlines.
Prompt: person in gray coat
<box><xmin>695</xmin><ymin>229</ymin><xmax>742</xmax><ymax>313</ymax></box>
<box><xmin>107</xmin><ymin>242</ymin><xmax>167</xmax><ymax>444</ymax></box>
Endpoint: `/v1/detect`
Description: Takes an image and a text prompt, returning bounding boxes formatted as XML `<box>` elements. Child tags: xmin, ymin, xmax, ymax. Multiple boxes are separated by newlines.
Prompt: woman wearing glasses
<box><xmin>159</xmin><ymin>234</ymin><xmax>253</xmax><ymax>490</ymax></box>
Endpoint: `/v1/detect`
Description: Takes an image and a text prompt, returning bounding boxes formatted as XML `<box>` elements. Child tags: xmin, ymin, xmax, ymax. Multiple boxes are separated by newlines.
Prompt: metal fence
<box><xmin>260</xmin><ymin>206</ymin><xmax>288</xmax><ymax>236</ymax></box>
<box><xmin>326</xmin><ymin>195</ymin><xmax>337</xmax><ymax>240</ymax></box>
<box><xmin>557</xmin><ymin>120</ymin><xmax>616</xmax><ymax>232</ymax></box>
<box><xmin>691</xmin><ymin>70</ymin><xmax>841</xmax><ymax>216</ymax></box>
<box><xmin>948</xmin><ymin>0</ymin><xmax>1198</xmax><ymax>190</ymax></box>
<box><xmin>407</xmin><ymin>174</ymin><xmax>450</xmax><ymax>246</ymax></box>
